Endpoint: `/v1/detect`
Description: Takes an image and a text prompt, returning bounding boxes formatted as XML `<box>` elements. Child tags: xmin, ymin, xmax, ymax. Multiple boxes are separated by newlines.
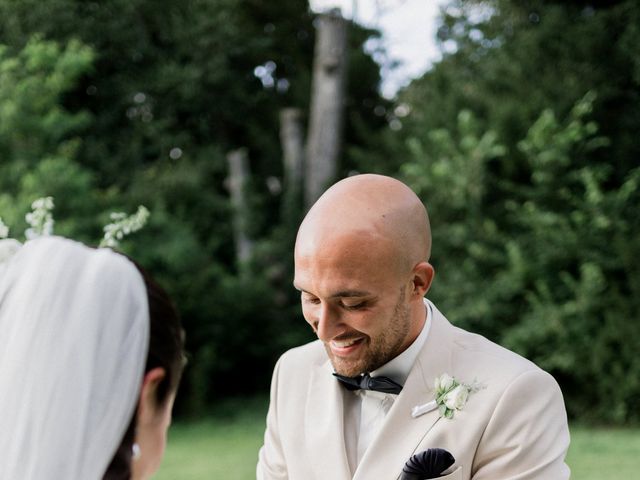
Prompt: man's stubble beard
<box><xmin>327</xmin><ymin>286</ymin><xmax>411</xmax><ymax>377</ymax></box>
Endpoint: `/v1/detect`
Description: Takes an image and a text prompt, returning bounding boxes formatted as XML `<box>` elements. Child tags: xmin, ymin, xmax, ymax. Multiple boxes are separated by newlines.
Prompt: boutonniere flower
<box><xmin>435</xmin><ymin>373</ymin><xmax>483</xmax><ymax>419</ymax></box>
<box><xmin>411</xmin><ymin>373</ymin><xmax>484</xmax><ymax>419</ymax></box>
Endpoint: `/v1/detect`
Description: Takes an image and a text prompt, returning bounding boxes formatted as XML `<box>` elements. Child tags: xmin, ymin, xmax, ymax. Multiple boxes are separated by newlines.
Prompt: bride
<box><xmin>0</xmin><ymin>236</ymin><xmax>185</xmax><ymax>479</ymax></box>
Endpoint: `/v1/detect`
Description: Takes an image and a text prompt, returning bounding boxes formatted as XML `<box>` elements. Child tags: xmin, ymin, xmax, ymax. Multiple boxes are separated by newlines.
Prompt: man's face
<box><xmin>294</xmin><ymin>233</ymin><xmax>414</xmax><ymax>377</ymax></box>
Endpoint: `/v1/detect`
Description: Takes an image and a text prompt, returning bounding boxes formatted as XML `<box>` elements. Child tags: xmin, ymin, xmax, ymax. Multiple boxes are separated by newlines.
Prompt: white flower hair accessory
<box><xmin>0</xmin><ymin>197</ymin><xmax>149</xmax><ymax>267</ymax></box>
<box><xmin>411</xmin><ymin>373</ymin><xmax>485</xmax><ymax>419</ymax></box>
<box><xmin>100</xmin><ymin>206</ymin><xmax>150</xmax><ymax>248</ymax></box>
<box><xmin>25</xmin><ymin>196</ymin><xmax>55</xmax><ymax>240</ymax></box>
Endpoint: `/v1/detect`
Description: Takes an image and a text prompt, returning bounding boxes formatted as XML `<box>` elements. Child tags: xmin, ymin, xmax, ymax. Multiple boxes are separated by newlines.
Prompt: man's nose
<box><xmin>315</xmin><ymin>303</ymin><xmax>342</xmax><ymax>341</ymax></box>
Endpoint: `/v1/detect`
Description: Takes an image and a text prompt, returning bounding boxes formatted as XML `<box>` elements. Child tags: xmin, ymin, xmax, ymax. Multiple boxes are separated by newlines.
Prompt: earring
<box><xmin>132</xmin><ymin>442</ymin><xmax>141</xmax><ymax>461</ymax></box>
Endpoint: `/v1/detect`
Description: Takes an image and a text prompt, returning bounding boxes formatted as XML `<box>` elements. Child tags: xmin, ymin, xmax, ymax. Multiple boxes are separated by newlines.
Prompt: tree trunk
<box><xmin>227</xmin><ymin>148</ymin><xmax>253</xmax><ymax>268</ymax></box>
<box><xmin>280</xmin><ymin>107</ymin><xmax>305</xmax><ymax>227</ymax></box>
<box><xmin>304</xmin><ymin>9</ymin><xmax>349</xmax><ymax>209</ymax></box>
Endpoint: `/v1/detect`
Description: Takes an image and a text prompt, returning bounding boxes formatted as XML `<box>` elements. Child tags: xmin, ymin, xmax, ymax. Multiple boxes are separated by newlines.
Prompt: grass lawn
<box><xmin>154</xmin><ymin>397</ymin><xmax>267</xmax><ymax>480</ymax></box>
<box><xmin>567</xmin><ymin>425</ymin><xmax>640</xmax><ymax>479</ymax></box>
<box><xmin>155</xmin><ymin>398</ymin><xmax>640</xmax><ymax>479</ymax></box>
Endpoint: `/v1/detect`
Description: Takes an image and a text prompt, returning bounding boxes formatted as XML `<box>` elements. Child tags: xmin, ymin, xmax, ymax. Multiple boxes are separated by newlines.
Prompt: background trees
<box><xmin>0</xmin><ymin>0</ymin><xmax>637</xmax><ymax>423</ymax></box>
<box><xmin>394</xmin><ymin>0</ymin><xmax>640</xmax><ymax>423</ymax></box>
<box><xmin>0</xmin><ymin>0</ymin><xmax>387</xmax><ymax>413</ymax></box>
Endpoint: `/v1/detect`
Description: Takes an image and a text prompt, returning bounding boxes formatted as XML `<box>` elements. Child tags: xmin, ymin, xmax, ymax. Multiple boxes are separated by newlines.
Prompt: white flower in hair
<box><xmin>25</xmin><ymin>197</ymin><xmax>55</xmax><ymax>240</ymax></box>
<box><xmin>100</xmin><ymin>206</ymin><xmax>150</xmax><ymax>248</ymax></box>
<box><xmin>0</xmin><ymin>198</ymin><xmax>149</xmax><ymax>266</ymax></box>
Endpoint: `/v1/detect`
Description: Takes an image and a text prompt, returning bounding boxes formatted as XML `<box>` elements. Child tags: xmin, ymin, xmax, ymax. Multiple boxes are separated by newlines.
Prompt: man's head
<box><xmin>293</xmin><ymin>174</ymin><xmax>434</xmax><ymax>376</ymax></box>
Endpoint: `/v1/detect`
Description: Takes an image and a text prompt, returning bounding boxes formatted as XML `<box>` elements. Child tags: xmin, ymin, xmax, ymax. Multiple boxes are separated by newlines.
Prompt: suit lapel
<box><xmin>306</xmin><ymin>358</ymin><xmax>352</xmax><ymax>479</ymax></box>
<box><xmin>353</xmin><ymin>304</ymin><xmax>457</xmax><ymax>480</ymax></box>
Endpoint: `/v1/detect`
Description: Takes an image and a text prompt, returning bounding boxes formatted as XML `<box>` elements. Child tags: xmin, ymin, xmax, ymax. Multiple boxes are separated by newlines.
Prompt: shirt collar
<box><xmin>370</xmin><ymin>298</ymin><xmax>432</xmax><ymax>386</ymax></box>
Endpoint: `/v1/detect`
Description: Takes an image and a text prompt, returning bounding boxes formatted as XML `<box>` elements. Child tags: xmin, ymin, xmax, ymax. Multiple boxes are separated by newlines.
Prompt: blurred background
<box><xmin>1</xmin><ymin>0</ymin><xmax>638</xmax><ymax>477</ymax></box>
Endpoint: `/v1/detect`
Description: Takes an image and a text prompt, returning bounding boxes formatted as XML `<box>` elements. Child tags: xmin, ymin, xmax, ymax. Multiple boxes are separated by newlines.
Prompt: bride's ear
<box><xmin>137</xmin><ymin>367</ymin><xmax>167</xmax><ymax>423</ymax></box>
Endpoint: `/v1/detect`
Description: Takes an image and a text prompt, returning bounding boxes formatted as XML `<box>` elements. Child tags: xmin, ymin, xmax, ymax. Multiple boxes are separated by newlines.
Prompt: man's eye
<box><xmin>341</xmin><ymin>301</ymin><xmax>366</xmax><ymax>310</ymax></box>
<box><xmin>303</xmin><ymin>296</ymin><xmax>320</xmax><ymax>305</ymax></box>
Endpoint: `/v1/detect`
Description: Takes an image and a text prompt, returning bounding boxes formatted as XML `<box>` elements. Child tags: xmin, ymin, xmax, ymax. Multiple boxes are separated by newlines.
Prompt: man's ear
<box><xmin>137</xmin><ymin>367</ymin><xmax>167</xmax><ymax>425</ymax></box>
<box><xmin>410</xmin><ymin>262</ymin><xmax>435</xmax><ymax>297</ymax></box>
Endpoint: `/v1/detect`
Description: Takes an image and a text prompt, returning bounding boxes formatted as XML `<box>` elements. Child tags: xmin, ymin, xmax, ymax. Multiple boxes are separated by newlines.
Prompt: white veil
<box><xmin>0</xmin><ymin>236</ymin><xmax>150</xmax><ymax>479</ymax></box>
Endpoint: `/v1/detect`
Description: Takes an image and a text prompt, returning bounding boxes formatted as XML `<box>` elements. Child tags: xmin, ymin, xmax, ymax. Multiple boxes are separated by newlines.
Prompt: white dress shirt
<box><xmin>342</xmin><ymin>300</ymin><xmax>433</xmax><ymax>474</ymax></box>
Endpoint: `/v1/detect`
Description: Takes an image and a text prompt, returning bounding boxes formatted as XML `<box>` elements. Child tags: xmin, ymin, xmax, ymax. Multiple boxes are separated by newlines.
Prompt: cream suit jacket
<box><xmin>257</xmin><ymin>302</ymin><xmax>570</xmax><ymax>479</ymax></box>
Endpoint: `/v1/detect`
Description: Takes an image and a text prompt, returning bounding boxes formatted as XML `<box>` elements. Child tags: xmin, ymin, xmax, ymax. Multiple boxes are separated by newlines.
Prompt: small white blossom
<box><xmin>433</xmin><ymin>373</ymin><xmax>484</xmax><ymax>419</ymax></box>
<box><xmin>444</xmin><ymin>384</ymin><xmax>469</xmax><ymax>410</ymax></box>
<box><xmin>435</xmin><ymin>373</ymin><xmax>454</xmax><ymax>392</ymax></box>
<box><xmin>2</xmin><ymin>197</ymin><xmax>150</xmax><ymax>253</ymax></box>
<box><xmin>100</xmin><ymin>206</ymin><xmax>150</xmax><ymax>248</ymax></box>
<box><xmin>25</xmin><ymin>196</ymin><xmax>55</xmax><ymax>240</ymax></box>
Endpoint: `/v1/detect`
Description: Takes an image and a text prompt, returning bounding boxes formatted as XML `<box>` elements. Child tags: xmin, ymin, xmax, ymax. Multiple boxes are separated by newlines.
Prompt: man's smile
<box><xmin>328</xmin><ymin>336</ymin><xmax>366</xmax><ymax>356</ymax></box>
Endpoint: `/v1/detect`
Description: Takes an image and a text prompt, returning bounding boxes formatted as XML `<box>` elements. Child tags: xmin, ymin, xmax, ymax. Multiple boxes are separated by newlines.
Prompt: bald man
<box><xmin>257</xmin><ymin>174</ymin><xmax>570</xmax><ymax>480</ymax></box>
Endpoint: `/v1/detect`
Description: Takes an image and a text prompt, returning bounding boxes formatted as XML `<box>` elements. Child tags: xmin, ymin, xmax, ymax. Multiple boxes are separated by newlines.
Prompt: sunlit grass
<box><xmin>154</xmin><ymin>397</ymin><xmax>267</xmax><ymax>480</ymax></box>
<box><xmin>155</xmin><ymin>397</ymin><xmax>640</xmax><ymax>480</ymax></box>
<box><xmin>567</xmin><ymin>425</ymin><xmax>640</xmax><ymax>479</ymax></box>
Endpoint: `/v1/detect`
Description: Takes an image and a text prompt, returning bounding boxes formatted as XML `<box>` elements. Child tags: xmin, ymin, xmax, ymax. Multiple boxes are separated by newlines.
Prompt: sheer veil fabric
<box><xmin>0</xmin><ymin>237</ymin><xmax>150</xmax><ymax>479</ymax></box>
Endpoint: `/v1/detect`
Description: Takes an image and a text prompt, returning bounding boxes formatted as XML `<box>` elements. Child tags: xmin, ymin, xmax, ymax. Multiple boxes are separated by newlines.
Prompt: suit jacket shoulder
<box><xmin>442</xmin><ymin>319</ymin><xmax>544</xmax><ymax>387</ymax></box>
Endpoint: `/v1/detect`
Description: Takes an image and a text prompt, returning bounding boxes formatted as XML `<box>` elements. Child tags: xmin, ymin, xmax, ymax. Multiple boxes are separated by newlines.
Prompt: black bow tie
<box><xmin>333</xmin><ymin>372</ymin><xmax>403</xmax><ymax>395</ymax></box>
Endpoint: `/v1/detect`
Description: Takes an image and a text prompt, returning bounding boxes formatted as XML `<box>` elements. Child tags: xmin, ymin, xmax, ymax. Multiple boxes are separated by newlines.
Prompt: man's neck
<box><xmin>371</xmin><ymin>299</ymin><xmax>431</xmax><ymax>385</ymax></box>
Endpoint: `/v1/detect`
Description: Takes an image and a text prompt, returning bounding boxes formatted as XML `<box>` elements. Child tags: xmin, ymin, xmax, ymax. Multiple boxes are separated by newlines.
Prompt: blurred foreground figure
<box><xmin>258</xmin><ymin>174</ymin><xmax>570</xmax><ymax>480</ymax></box>
<box><xmin>0</xmin><ymin>236</ymin><xmax>185</xmax><ymax>480</ymax></box>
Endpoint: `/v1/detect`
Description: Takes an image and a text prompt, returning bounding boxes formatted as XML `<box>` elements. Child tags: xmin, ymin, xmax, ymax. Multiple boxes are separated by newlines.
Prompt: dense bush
<box><xmin>401</xmin><ymin>93</ymin><xmax>639</xmax><ymax>423</ymax></box>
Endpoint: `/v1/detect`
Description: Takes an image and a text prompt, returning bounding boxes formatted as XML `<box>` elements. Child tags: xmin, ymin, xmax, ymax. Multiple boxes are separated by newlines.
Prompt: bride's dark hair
<box><xmin>103</xmin><ymin>262</ymin><xmax>186</xmax><ymax>480</ymax></box>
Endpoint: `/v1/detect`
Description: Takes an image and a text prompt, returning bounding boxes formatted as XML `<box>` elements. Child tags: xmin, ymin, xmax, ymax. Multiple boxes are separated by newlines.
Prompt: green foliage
<box><xmin>388</xmin><ymin>0</ymin><xmax>640</xmax><ymax>425</ymax></box>
<box><xmin>0</xmin><ymin>37</ymin><xmax>102</xmax><ymax>240</ymax></box>
<box><xmin>402</xmin><ymin>0</ymin><xmax>640</xmax><ymax>175</ymax></box>
<box><xmin>0</xmin><ymin>36</ymin><xmax>93</xmax><ymax>172</ymax></box>
<box><xmin>402</xmin><ymin>109</ymin><xmax>506</xmax><ymax>213</ymax></box>
<box><xmin>0</xmin><ymin>37</ymin><xmax>93</xmax><ymax>157</ymax></box>
<box><xmin>401</xmin><ymin>91</ymin><xmax>640</xmax><ymax>424</ymax></box>
<box><xmin>0</xmin><ymin>0</ymin><xmax>386</xmax><ymax>416</ymax></box>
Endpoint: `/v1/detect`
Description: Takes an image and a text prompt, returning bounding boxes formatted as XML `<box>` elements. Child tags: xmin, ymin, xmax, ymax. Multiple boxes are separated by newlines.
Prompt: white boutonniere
<box><xmin>435</xmin><ymin>373</ymin><xmax>483</xmax><ymax>419</ymax></box>
<box><xmin>411</xmin><ymin>373</ymin><xmax>484</xmax><ymax>419</ymax></box>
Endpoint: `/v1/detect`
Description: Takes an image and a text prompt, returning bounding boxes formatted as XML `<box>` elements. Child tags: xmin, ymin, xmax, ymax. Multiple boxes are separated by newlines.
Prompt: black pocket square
<box><xmin>400</xmin><ymin>448</ymin><xmax>455</xmax><ymax>480</ymax></box>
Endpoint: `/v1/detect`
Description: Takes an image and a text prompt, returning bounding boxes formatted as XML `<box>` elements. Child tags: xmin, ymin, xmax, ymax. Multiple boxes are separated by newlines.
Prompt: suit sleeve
<box><xmin>472</xmin><ymin>369</ymin><xmax>571</xmax><ymax>480</ymax></box>
<box><xmin>257</xmin><ymin>356</ymin><xmax>289</xmax><ymax>480</ymax></box>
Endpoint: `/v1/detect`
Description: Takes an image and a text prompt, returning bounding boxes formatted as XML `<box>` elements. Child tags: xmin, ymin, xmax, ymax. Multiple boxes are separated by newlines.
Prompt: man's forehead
<box><xmin>294</xmin><ymin>240</ymin><xmax>398</xmax><ymax>296</ymax></box>
<box><xmin>295</xmin><ymin>226</ymin><xmax>387</xmax><ymax>258</ymax></box>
